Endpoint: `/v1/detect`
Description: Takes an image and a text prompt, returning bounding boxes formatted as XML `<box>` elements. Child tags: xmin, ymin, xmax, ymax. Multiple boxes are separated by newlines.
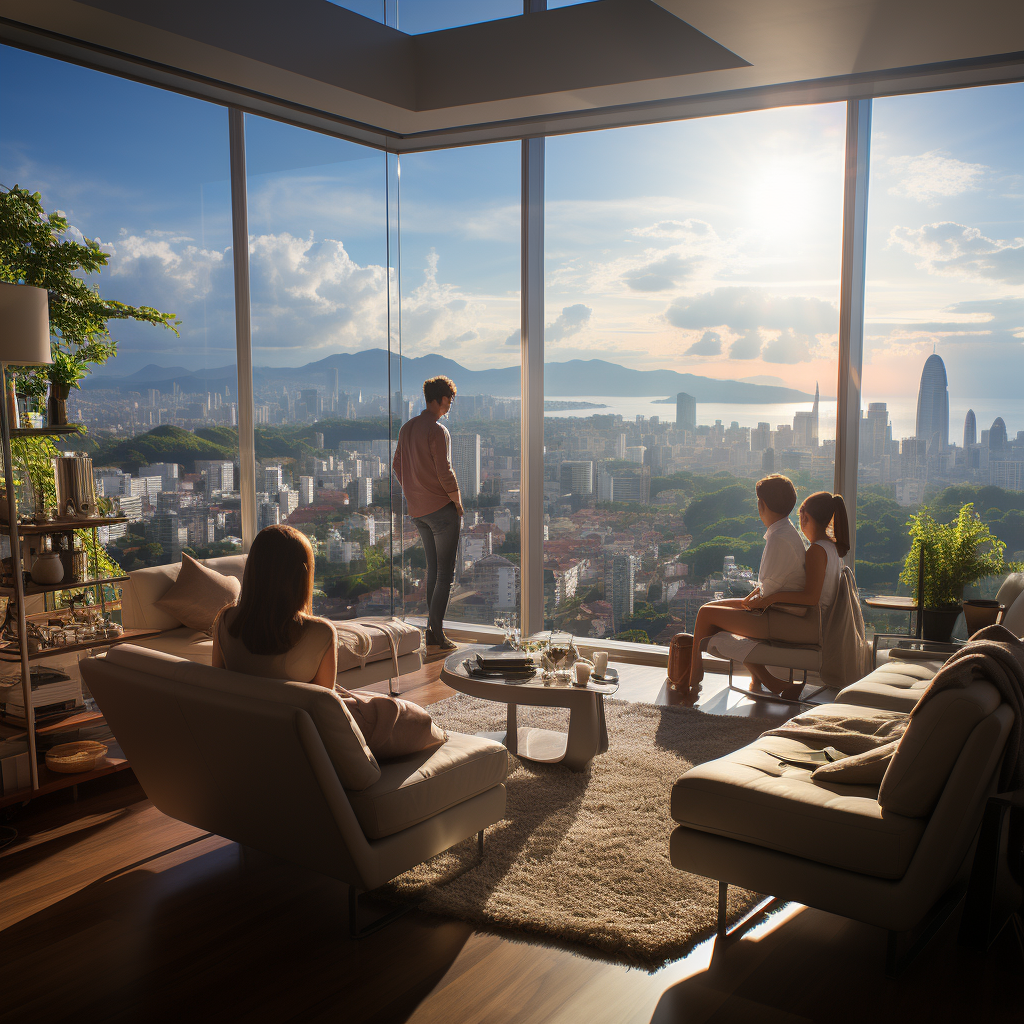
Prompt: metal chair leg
<box><xmin>348</xmin><ymin>830</ymin><xmax>486</xmax><ymax>940</ymax></box>
<box><xmin>714</xmin><ymin>881</ymin><xmax>784</xmax><ymax>948</ymax></box>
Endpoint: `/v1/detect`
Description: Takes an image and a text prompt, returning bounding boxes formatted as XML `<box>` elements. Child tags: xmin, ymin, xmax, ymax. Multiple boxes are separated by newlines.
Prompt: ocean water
<box><xmin>545</xmin><ymin>395</ymin><xmax>1024</xmax><ymax>444</ymax></box>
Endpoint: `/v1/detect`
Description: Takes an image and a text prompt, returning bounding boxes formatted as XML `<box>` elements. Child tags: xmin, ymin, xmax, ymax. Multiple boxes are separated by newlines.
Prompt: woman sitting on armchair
<box><xmin>213</xmin><ymin>524</ymin><xmax>444</xmax><ymax>758</ymax></box>
<box><xmin>689</xmin><ymin>488</ymin><xmax>849</xmax><ymax>699</ymax></box>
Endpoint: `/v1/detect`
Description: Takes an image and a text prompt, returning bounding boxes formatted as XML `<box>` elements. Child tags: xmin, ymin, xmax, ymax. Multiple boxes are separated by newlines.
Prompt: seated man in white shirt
<box><xmin>688</xmin><ymin>474</ymin><xmax>807</xmax><ymax>692</ymax></box>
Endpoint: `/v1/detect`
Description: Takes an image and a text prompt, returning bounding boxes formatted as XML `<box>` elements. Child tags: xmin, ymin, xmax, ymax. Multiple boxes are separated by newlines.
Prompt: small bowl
<box><xmin>45</xmin><ymin>740</ymin><xmax>108</xmax><ymax>774</ymax></box>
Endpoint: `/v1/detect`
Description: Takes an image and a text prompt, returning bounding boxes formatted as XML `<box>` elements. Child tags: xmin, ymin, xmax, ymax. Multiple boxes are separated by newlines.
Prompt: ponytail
<box><xmin>800</xmin><ymin>491</ymin><xmax>850</xmax><ymax>557</ymax></box>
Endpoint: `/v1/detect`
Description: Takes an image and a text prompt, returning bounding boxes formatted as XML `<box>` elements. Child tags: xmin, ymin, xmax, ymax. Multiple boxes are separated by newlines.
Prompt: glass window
<box><xmin>0</xmin><ymin>46</ymin><xmax>240</xmax><ymax>581</ymax></box>
<box><xmin>243</xmin><ymin>115</ymin><xmax>392</xmax><ymax>619</ymax></box>
<box><xmin>857</xmin><ymin>83</ymin><xmax>1024</xmax><ymax>639</ymax></box>
<box><xmin>395</xmin><ymin>142</ymin><xmax>521</xmax><ymax>632</ymax></box>
<box><xmin>393</xmin><ymin>1</ymin><xmax>521</xmax><ymax>33</ymax></box>
<box><xmin>544</xmin><ymin>105</ymin><xmax>847</xmax><ymax>642</ymax></box>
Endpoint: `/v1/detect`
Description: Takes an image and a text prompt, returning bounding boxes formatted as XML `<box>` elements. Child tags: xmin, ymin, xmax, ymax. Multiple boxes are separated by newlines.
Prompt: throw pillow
<box><xmin>154</xmin><ymin>553</ymin><xmax>240</xmax><ymax>634</ymax></box>
<box><xmin>810</xmin><ymin>740</ymin><xmax>898</xmax><ymax>784</ymax></box>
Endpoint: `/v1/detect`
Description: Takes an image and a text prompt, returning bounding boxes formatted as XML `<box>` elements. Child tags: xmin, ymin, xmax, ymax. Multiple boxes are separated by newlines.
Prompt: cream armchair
<box><xmin>81</xmin><ymin>645</ymin><xmax>508</xmax><ymax>936</ymax></box>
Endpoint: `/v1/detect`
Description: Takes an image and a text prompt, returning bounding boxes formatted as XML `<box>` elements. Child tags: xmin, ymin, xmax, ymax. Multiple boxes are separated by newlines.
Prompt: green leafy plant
<box><xmin>45</xmin><ymin>351</ymin><xmax>89</xmax><ymax>389</ymax></box>
<box><xmin>899</xmin><ymin>503</ymin><xmax>1023</xmax><ymax>609</ymax></box>
<box><xmin>0</xmin><ymin>185</ymin><xmax>178</xmax><ymax>372</ymax></box>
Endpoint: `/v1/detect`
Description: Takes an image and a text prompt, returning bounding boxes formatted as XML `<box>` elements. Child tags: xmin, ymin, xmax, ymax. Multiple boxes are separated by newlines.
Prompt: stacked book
<box><xmin>470</xmin><ymin>651</ymin><xmax>537</xmax><ymax>679</ymax></box>
<box><xmin>0</xmin><ymin>732</ymin><xmax>30</xmax><ymax>795</ymax></box>
<box><xmin>0</xmin><ymin>670</ymin><xmax>84</xmax><ymax>726</ymax></box>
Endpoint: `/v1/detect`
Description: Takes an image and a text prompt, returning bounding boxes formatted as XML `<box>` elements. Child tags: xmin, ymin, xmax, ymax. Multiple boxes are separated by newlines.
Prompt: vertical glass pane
<box><xmin>0</xmin><ymin>47</ymin><xmax>239</xmax><ymax>582</ymax></box>
<box><xmin>243</xmin><ymin>116</ymin><xmax>389</xmax><ymax>617</ymax></box>
<box><xmin>396</xmin><ymin>142</ymin><xmax>521</xmax><ymax>632</ymax></box>
<box><xmin>545</xmin><ymin>105</ymin><xmax>846</xmax><ymax>642</ymax></box>
<box><xmin>858</xmin><ymin>83</ymin><xmax>1024</xmax><ymax>641</ymax></box>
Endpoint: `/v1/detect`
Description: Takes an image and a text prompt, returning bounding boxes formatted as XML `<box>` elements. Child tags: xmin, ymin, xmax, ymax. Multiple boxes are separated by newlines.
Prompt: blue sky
<box><xmin>1</xmin><ymin>42</ymin><xmax>1020</xmax><ymax>432</ymax></box>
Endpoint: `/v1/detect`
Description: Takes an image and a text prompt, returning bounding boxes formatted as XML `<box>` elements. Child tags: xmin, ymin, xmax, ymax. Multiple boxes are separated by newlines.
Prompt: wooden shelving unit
<box><xmin>1</xmin><ymin>418</ymin><xmax>144</xmax><ymax>806</ymax></box>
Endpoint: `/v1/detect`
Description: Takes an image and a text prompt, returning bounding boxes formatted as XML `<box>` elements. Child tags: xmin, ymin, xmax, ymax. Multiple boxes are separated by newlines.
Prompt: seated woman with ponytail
<box><xmin>213</xmin><ymin>525</ymin><xmax>445</xmax><ymax>759</ymax></box>
<box><xmin>690</xmin><ymin>490</ymin><xmax>850</xmax><ymax>699</ymax></box>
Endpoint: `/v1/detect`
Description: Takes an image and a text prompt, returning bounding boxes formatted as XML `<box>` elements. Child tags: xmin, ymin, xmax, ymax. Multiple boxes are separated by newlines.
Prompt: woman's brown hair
<box><xmin>800</xmin><ymin>491</ymin><xmax>851</xmax><ymax>557</ymax></box>
<box><xmin>225</xmin><ymin>524</ymin><xmax>315</xmax><ymax>655</ymax></box>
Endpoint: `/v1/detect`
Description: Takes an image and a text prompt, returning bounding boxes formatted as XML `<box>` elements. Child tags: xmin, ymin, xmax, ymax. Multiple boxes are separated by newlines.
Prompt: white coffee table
<box><xmin>440</xmin><ymin>645</ymin><xmax>619</xmax><ymax>772</ymax></box>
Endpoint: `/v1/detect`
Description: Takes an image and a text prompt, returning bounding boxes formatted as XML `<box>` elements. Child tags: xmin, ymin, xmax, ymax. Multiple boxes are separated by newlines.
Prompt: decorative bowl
<box><xmin>45</xmin><ymin>740</ymin><xmax>108</xmax><ymax>774</ymax></box>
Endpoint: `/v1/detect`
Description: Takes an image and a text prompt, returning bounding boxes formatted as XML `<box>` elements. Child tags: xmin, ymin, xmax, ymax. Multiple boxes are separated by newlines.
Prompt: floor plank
<box><xmin>0</xmin><ymin>655</ymin><xmax>1017</xmax><ymax>1024</ymax></box>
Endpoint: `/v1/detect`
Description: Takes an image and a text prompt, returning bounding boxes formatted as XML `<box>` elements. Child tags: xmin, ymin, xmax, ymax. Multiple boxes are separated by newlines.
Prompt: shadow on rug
<box><xmin>380</xmin><ymin>695</ymin><xmax>771</xmax><ymax>969</ymax></box>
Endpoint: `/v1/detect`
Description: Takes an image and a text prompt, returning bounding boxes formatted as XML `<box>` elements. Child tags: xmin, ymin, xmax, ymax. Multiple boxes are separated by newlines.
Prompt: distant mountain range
<box><xmin>84</xmin><ymin>349</ymin><xmax>818</xmax><ymax>404</ymax></box>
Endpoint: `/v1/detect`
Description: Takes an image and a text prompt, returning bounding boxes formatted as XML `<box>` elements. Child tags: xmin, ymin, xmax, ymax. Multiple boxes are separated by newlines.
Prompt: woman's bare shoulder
<box><xmin>300</xmin><ymin>616</ymin><xmax>338</xmax><ymax>642</ymax></box>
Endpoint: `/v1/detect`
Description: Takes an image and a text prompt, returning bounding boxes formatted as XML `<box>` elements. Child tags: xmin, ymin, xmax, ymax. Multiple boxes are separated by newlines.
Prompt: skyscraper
<box><xmin>676</xmin><ymin>393</ymin><xmax>696</xmax><ymax>431</ymax></box>
<box><xmin>559</xmin><ymin>460</ymin><xmax>594</xmax><ymax>496</ymax></box>
<box><xmin>964</xmin><ymin>409</ymin><xmax>977</xmax><ymax>449</ymax></box>
<box><xmin>604</xmin><ymin>555</ymin><xmax>635</xmax><ymax>633</ymax></box>
<box><xmin>792</xmin><ymin>382</ymin><xmax>820</xmax><ymax>448</ymax></box>
<box><xmin>451</xmin><ymin>433</ymin><xmax>481</xmax><ymax>498</ymax></box>
<box><xmin>990</xmin><ymin>416</ymin><xmax>1007</xmax><ymax>450</ymax></box>
<box><xmin>915</xmin><ymin>353</ymin><xmax>949</xmax><ymax>453</ymax></box>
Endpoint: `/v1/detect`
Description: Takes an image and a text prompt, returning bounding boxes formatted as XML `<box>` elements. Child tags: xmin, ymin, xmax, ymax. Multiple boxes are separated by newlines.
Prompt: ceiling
<box><xmin>1</xmin><ymin>0</ymin><xmax>1022</xmax><ymax>150</ymax></box>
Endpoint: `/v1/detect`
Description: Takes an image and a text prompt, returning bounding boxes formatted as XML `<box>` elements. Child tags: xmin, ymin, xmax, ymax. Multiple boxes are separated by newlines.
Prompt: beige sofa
<box><xmin>82</xmin><ymin>644</ymin><xmax>507</xmax><ymax>935</ymax></box>
<box><xmin>671</xmin><ymin>655</ymin><xmax>1015</xmax><ymax>970</ymax></box>
<box><xmin>119</xmin><ymin>554</ymin><xmax>423</xmax><ymax>691</ymax></box>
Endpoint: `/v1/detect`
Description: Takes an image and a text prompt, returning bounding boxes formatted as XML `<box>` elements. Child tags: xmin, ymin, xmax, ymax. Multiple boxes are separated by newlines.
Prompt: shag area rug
<box><xmin>381</xmin><ymin>695</ymin><xmax>771</xmax><ymax>969</ymax></box>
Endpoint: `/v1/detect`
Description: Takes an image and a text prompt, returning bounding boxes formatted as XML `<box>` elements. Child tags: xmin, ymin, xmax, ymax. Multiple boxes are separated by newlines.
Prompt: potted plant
<box><xmin>44</xmin><ymin>351</ymin><xmax>88</xmax><ymax>425</ymax></box>
<box><xmin>900</xmin><ymin>503</ymin><xmax>1023</xmax><ymax>642</ymax></box>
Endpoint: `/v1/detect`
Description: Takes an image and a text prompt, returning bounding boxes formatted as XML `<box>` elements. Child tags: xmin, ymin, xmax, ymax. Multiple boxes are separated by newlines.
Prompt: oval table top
<box><xmin>441</xmin><ymin>645</ymin><xmax>619</xmax><ymax>707</ymax></box>
<box><xmin>864</xmin><ymin>595</ymin><xmax>918</xmax><ymax>611</ymax></box>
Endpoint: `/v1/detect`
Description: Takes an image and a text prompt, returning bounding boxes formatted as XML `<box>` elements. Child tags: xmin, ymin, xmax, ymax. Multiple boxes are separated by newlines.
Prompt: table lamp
<box><xmin>0</xmin><ymin>282</ymin><xmax>52</xmax><ymax>426</ymax></box>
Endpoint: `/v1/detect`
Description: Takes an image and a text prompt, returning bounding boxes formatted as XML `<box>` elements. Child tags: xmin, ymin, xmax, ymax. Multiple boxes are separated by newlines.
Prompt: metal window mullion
<box><xmin>228</xmin><ymin>108</ymin><xmax>258</xmax><ymax>550</ymax></box>
<box><xmin>521</xmin><ymin>135</ymin><xmax>544</xmax><ymax>635</ymax></box>
<box><xmin>834</xmin><ymin>98</ymin><xmax>872</xmax><ymax>566</ymax></box>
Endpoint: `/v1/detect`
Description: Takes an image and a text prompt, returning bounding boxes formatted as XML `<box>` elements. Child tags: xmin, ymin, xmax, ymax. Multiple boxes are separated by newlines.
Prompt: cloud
<box><xmin>547</xmin><ymin>303</ymin><xmax>592</xmax><ymax>341</ymax></box>
<box><xmin>630</xmin><ymin>218</ymin><xmax>713</xmax><ymax>241</ymax></box>
<box><xmin>888</xmin><ymin>222</ymin><xmax>1024</xmax><ymax>284</ymax></box>
<box><xmin>761</xmin><ymin>328</ymin><xmax>814</xmax><ymax>364</ymax></box>
<box><xmin>505</xmin><ymin>329</ymin><xmax>520</xmax><ymax>347</ymax></box>
<box><xmin>684</xmin><ymin>330</ymin><xmax>722</xmax><ymax>356</ymax></box>
<box><xmin>871</xmin><ymin>297</ymin><xmax>1024</xmax><ymax>345</ymax></box>
<box><xmin>666</xmin><ymin>287</ymin><xmax>837</xmax><ymax>333</ymax></box>
<box><xmin>887</xmin><ymin>151</ymin><xmax>986</xmax><ymax>204</ymax></box>
<box><xmin>729</xmin><ymin>330</ymin><xmax>763</xmax><ymax>360</ymax></box>
<box><xmin>622</xmin><ymin>254</ymin><xmax>700</xmax><ymax>292</ymax></box>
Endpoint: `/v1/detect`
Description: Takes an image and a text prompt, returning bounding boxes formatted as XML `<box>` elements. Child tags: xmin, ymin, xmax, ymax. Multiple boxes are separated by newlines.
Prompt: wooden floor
<box><xmin>2</xmin><ymin>658</ymin><xmax>1021</xmax><ymax>1024</ymax></box>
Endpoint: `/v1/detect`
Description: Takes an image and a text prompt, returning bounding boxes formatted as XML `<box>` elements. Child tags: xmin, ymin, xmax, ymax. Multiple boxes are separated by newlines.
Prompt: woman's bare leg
<box><xmin>690</xmin><ymin>603</ymin><xmax>772</xmax><ymax>687</ymax></box>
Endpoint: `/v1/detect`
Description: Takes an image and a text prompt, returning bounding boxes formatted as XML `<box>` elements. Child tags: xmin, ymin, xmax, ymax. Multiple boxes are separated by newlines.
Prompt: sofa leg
<box><xmin>715</xmin><ymin>881</ymin><xmax>784</xmax><ymax>948</ymax></box>
<box><xmin>348</xmin><ymin>887</ymin><xmax>412</xmax><ymax>940</ymax></box>
<box><xmin>885</xmin><ymin>881</ymin><xmax>967</xmax><ymax>977</ymax></box>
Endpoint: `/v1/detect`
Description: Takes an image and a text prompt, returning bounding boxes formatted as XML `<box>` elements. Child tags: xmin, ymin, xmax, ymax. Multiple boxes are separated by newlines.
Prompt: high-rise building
<box><xmin>451</xmin><ymin>433</ymin><xmax>481</xmax><ymax>498</ymax></box>
<box><xmin>990</xmin><ymin>416</ymin><xmax>1007</xmax><ymax>450</ymax></box>
<box><xmin>761</xmin><ymin>447</ymin><xmax>775</xmax><ymax>473</ymax></box>
<box><xmin>863</xmin><ymin>403</ymin><xmax>890</xmax><ymax>460</ymax></box>
<box><xmin>604</xmin><ymin>555</ymin><xmax>635</xmax><ymax>633</ymax></box>
<box><xmin>257</xmin><ymin>501</ymin><xmax>281</xmax><ymax>530</ymax></box>
<box><xmin>140</xmin><ymin>463</ymin><xmax>179</xmax><ymax>492</ymax></box>
<box><xmin>750</xmin><ymin>422</ymin><xmax>771</xmax><ymax>452</ymax></box>
<box><xmin>298</xmin><ymin>475</ymin><xmax>315</xmax><ymax>506</ymax></box>
<box><xmin>300</xmin><ymin>389</ymin><xmax>319</xmax><ymax>418</ymax></box>
<box><xmin>278</xmin><ymin>488</ymin><xmax>299</xmax><ymax>517</ymax></box>
<box><xmin>195</xmin><ymin>460</ymin><xmax>234</xmax><ymax>493</ymax></box>
<box><xmin>625</xmin><ymin>445</ymin><xmax>646</xmax><ymax>465</ymax></box>
<box><xmin>675</xmin><ymin>393</ymin><xmax>696</xmax><ymax>431</ymax></box>
<box><xmin>915</xmin><ymin>353</ymin><xmax>949</xmax><ymax>453</ymax></box>
<box><xmin>964</xmin><ymin>409</ymin><xmax>977</xmax><ymax>449</ymax></box>
<box><xmin>793</xmin><ymin>383</ymin><xmax>819</xmax><ymax>448</ymax></box>
<box><xmin>559</xmin><ymin>460</ymin><xmax>594</xmax><ymax>496</ymax></box>
<box><xmin>261</xmin><ymin>464</ymin><xmax>284</xmax><ymax>493</ymax></box>
<box><xmin>330</xmin><ymin>367</ymin><xmax>339</xmax><ymax>401</ymax></box>
<box><xmin>148</xmin><ymin>512</ymin><xmax>184</xmax><ymax>562</ymax></box>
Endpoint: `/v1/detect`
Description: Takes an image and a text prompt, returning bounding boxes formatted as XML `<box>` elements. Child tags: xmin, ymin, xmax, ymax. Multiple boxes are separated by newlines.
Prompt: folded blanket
<box><xmin>764</xmin><ymin>709</ymin><xmax>909</xmax><ymax>755</ymax></box>
<box><xmin>338</xmin><ymin>688</ymin><xmax>447</xmax><ymax>760</ymax></box>
<box><xmin>334</xmin><ymin>617</ymin><xmax>422</xmax><ymax>674</ymax></box>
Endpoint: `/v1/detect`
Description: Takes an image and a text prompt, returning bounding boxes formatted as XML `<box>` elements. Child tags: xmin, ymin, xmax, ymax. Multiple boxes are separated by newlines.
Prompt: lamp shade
<box><xmin>0</xmin><ymin>282</ymin><xmax>51</xmax><ymax>365</ymax></box>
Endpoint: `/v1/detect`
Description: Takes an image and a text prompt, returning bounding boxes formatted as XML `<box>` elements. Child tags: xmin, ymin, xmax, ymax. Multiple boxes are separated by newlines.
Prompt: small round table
<box><xmin>440</xmin><ymin>646</ymin><xmax>619</xmax><ymax>772</ymax></box>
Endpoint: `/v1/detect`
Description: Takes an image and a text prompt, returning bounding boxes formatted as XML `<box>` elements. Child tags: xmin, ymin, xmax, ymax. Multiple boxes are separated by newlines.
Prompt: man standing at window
<box><xmin>393</xmin><ymin>375</ymin><xmax>463</xmax><ymax>653</ymax></box>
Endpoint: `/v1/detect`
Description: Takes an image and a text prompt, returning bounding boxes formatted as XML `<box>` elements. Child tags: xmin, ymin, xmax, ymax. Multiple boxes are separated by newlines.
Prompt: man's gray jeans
<box><xmin>412</xmin><ymin>501</ymin><xmax>461</xmax><ymax>644</ymax></box>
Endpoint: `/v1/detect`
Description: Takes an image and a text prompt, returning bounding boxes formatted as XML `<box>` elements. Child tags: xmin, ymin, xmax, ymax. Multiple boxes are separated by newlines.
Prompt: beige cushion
<box><xmin>671</xmin><ymin>727</ymin><xmax>926</xmax><ymax>879</ymax></box>
<box><xmin>879</xmin><ymin>680</ymin><xmax>1002</xmax><ymax>817</ymax></box>
<box><xmin>347</xmin><ymin>731</ymin><xmax>508</xmax><ymax>840</ymax></box>
<box><xmin>204</xmin><ymin>553</ymin><xmax>247</xmax><ymax>581</ymax></box>
<box><xmin>1002</xmin><ymin>589</ymin><xmax>1024</xmax><ymax>639</ymax></box>
<box><xmin>837</xmin><ymin>659</ymin><xmax>942</xmax><ymax>713</ymax></box>
<box><xmin>127</xmin><ymin>627</ymin><xmax>215</xmax><ymax>664</ymax></box>
<box><xmin>995</xmin><ymin>572</ymin><xmax>1024</xmax><ymax>613</ymax></box>
<box><xmin>334</xmin><ymin>618</ymin><xmax>423</xmax><ymax>671</ymax></box>
<box><xmin>102</xmin><ymin>644</ymin><xmax>381</xmax><ymax>791</ymax></box>
<box><xmin>123</xmin><ymin>562</ymin><xmax>183</xmax><ymax>631</ymax></box>
<box><xmin>155</xmin><ymin>554</ymin><xmax>240</xmax><ymax>634</ymax></box>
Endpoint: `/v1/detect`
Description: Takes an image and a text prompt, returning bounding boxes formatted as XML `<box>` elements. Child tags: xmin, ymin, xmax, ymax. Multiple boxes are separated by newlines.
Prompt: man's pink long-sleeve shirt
<box><xmin>392</xmin><ymin>410</ymin><xmax>461</xmax><ymax>518</ymax></box>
